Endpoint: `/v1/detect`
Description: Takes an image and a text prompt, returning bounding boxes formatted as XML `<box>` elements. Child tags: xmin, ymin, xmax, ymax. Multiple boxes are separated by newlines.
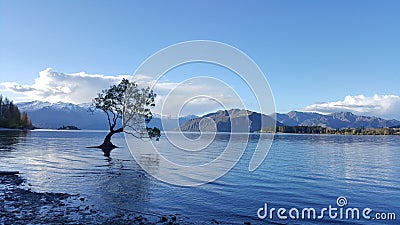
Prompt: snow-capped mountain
<box><xmin>18</xmin><ymin>101</ymin><xmax>86</xmax><ymax>112</ymax></box>
<box><xmin>17</xmin><ymin>101</ymin><xmax>53</xmax><ymax>111</ymax></box>
<box><xmin>16</xmin><ymin>101</ymin><xmax>197</xmax><ymax>130</ymax></box>
<box><xmin>17</xmin><ymin>101</ymin><xmax>108</xmax><ymax>129</ymax></box>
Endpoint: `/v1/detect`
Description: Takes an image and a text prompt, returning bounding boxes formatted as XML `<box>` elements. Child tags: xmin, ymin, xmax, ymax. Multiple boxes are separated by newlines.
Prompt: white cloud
<box><xmin>0</xmin><ymin>82</ymin><xmax>36</xmax><ymax>92</ymax></box>
<box><xmin>1</xmin><ymin>68</ymin><xmax>130</xmax><ymax>104</ymax></box>
<box><xmin>303</xmin><ymin>94</ymin><xmax>400</xmax><ymax>119</ymax></box>
<box><xmin>153</xmin><ymin>78</ymin><xmax>242</xmax><ymax>117</ymax></box>
<box><xmin>0</xmin><ymin>68</ymin><xmax>244</xmax><ymax>116</ymax></box>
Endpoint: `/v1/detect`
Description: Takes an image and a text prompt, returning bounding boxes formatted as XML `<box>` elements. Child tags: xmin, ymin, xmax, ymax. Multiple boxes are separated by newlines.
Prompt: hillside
<box><xmin>16</xmin><ymin>101</ymin><xmax>400</xmax><ymax>131</ymax></box>
<box><xmin>179</xmin><ymin>109</ymin><xmax>279</xmax><ymax>132</ymax></box>
<box><xmin>275</xmin><ymin>111</ymin><xmax>400</xmax><ymax>129</ymax></box>
<box><xmin>180</xmin><ymin>109</ymin><xmax>400</xmax><ymax>133</ymax></box>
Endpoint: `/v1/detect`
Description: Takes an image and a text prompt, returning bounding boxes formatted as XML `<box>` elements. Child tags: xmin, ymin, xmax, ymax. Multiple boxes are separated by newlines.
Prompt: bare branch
<box><xmin>105</xmin><ymin>110</ymin><xmax>112</xmax><ymax>129</ymax></box>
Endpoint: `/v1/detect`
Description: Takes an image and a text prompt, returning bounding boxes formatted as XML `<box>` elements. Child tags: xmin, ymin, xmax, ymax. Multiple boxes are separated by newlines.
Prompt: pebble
<box><xmin>160</xmin><ymin>215</ymin><xmax>168</xmax><ymax>222</ymax></box>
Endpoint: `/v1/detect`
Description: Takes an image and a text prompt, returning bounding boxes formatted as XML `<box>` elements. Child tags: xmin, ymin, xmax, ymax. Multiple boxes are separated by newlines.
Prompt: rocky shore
<box><xmin>0</xmin><ymin>175</ymin><xmax>190</xmax><ymax>225</ymax></box>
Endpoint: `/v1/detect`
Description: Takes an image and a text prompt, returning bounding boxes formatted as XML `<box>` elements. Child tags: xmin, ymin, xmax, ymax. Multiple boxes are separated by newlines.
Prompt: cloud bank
<box><xmin>0</xmin><ymin>68</ymin><xmax>243</xmax><ymax>116</ymax></box>
<box><xmin>1</xmin><ymin>68</ymin><xmax>130</xmax><ymax>104</ymax></box>
<box><xmin>5</xmin><ymin>69</ymin><xmax>397</xmax><ymax>119</ymax></box>
<box><xmin>303</xmin><ymin>94</ymin><xmax>400</xmax><ymax>119</ymax></box>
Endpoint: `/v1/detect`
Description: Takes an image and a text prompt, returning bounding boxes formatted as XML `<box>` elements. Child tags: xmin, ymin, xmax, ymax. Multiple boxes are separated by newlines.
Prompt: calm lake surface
<box><xmin>1</xmin><ymin>130</ymin><xmax>399</xmax><ymax>224</ymax></box>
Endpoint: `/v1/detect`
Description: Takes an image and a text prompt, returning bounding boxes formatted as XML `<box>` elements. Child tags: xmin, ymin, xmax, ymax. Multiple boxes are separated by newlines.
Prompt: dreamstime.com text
<box><xmin>257</xmin><ymin>196</ymin><xmax>396</xmax><ymax>221</ymax></box>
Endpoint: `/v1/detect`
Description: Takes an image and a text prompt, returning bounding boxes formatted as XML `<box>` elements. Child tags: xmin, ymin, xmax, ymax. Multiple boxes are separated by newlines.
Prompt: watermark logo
<box><xmin>257</xmin><ymin>196</ymin><xmax>397</xmax><ymax>221</ymax></box>
<box><xmin>124</xmin><ymin>40</ymin><xmax>275</xmax><ymax>186</ymax></box>
<box><xmin>336</xmin><ymin>196</ymin><xmax>347</xmax><ymax>207</ymax></box>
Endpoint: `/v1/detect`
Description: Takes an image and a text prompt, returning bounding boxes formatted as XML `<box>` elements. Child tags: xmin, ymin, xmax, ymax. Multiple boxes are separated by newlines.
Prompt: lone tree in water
<box><xmin>90</xmin><ymin>78</ymin><xmax>160</xmax><ymax>156</ymax></box>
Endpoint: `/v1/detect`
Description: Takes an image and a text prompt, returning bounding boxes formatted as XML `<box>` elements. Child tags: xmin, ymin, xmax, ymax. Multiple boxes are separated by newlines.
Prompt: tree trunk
<box><xmin>86</xmin><ymin>127</ymin><xmax>124</xmax><ymax>157</ymax></box>
<box><xmin>100</xmin><ymin>127</ymin><xmax>123</xmax><ymax>147</ymax></box>
<box><xmin>100</xmin><ymin>131</ymin><xmax>117</xmax><ymax>148</ymax></box>
<box><xmin>87</xmin><ymin>128</ymin><xmax>123</xmax><ymax>157</ymax></box>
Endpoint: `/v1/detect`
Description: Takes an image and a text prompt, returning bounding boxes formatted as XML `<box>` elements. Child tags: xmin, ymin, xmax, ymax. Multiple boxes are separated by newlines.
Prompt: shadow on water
<box><xmin>0</xmin><ymin>131</ymin><xmax>28</xmax><ymax>152</ymax></box>
<box><xmin>100</xmin><ymin>146</ymin><xmax>117</xmax><ymax>157</ymax></box>
<box><xmin>86</xmin><ymin>145</ymin><xmax>117</xmax><ymax>157</ymax></box>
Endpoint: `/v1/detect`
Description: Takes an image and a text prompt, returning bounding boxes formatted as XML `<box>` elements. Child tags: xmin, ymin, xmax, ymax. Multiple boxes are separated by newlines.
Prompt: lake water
<box><xmin>1</xmin><ymin>130</ymin><xmax>399</xmax><ymax>224</ymax></box>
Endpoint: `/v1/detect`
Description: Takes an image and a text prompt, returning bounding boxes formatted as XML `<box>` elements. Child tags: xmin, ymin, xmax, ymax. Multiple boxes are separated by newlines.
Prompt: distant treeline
<box><xmin>274</xmin><ymin>126</ymin><xmax>400</xmax><ymax>135</ymax></box>
<box><xmin>0</xmin><ymin>95</ymin><xmax>33</xmax><ymax>129</ymax></box>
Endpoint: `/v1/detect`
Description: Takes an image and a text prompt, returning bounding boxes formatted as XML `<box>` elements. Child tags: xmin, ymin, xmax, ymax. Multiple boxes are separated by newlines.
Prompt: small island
<box><xmin>57</xmin><ymin>125</ymin><xmax>80</xmax><ymax>130</ymax></box>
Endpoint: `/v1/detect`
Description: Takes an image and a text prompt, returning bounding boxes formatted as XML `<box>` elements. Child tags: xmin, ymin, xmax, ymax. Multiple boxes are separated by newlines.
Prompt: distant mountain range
<box><xmin>17</xmin><ymin>101</ymin><xmax>109</xmax><ymax>130</ymax></box>
<box><xmin>16</xmin><ymin>101</ymin><xmax>196</xmax><ymax>130</ymax></box>
<box><xmin>179</xmin><ymin>109</ymin><xmax>279</xmax><ymax>132</ymax></box>
<box><xmin>16</xmin><ymin>101</ymin><xmax>400</xmax><ymax>131</ymax></box>
<box><xmin>275</xmin><ymin>111</ymin><xmax>400</xmax><ymax>129</ymax></box>
<box><xmin>179</xmin><ymin>109</ymin><xmax>400</xmax><ymax>132</ymax></box>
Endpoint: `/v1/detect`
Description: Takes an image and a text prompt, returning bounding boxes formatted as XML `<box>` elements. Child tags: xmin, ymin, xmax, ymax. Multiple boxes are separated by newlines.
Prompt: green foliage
<box><xmin>147</xmin><ymin>127</ymin><xmax>161</xmax><ymax>140</ymax></box>
<box><xmin>276</xmin><ymin>126</ymin><xmax>330</xmax><ymax>134</ymax></box>
<box><xmin>90</xmin><ymin>78</ymin><xmax>160</xmax><ymax>139</ymax></box>
<box><xmin>331</xmin><ymin>127</ymin><xmax>399</xmax><ymax>135</ymax></box>
<box><xmin>275</xmin><ymin>125</ymin><xmax>400</xmax><ymax>135</ymax></box>
<box><xmin>0</xmin><ymin>95</ymin><xmax>33</xmax><ymax>129</ymax></box>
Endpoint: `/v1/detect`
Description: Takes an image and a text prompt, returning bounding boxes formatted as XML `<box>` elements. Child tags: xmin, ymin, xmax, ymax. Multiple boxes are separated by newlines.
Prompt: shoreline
<box><xmin>0</xmin><ymin>128</ymin><xmax>31</xmax><ymax>131</ymax></box>
<box><xmin>2</xmin><ymin>127</ymin><xmax>399</xmax><ymax>136</ymax></box>
<box><xmin>0</xmin><ymin>175</ymin><xmax>191</xmax><ymax>224</ymax></box>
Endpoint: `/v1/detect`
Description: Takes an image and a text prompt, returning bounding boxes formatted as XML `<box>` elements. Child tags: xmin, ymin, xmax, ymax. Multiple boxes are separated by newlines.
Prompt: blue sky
<box><xmin>1</xmin><ymin>1</ymin><xmax>399</xmax><ymax>118</ymax></box>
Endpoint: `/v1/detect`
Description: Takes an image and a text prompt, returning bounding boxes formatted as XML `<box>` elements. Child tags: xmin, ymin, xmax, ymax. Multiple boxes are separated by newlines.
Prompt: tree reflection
<box><xmin>0</xmin><ymin>131</ymin><xmax>28</xmax><ymax>151</ymax></box>
<box><xmin>97</xmin><ymin>153</ymin><xmax>160</xmax><ymax>213</ymax></box>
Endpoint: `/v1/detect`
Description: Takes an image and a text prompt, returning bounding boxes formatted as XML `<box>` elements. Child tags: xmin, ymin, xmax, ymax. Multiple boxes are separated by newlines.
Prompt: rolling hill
<box><xmin>179</xmin><ymin>109</ymin><xmax>280</xmax><ymax>132</ymax></box>
<box><xmin>180</xmin><ymin>109</ymin><xmax>400</xmax><ymax>132</ymax></box>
